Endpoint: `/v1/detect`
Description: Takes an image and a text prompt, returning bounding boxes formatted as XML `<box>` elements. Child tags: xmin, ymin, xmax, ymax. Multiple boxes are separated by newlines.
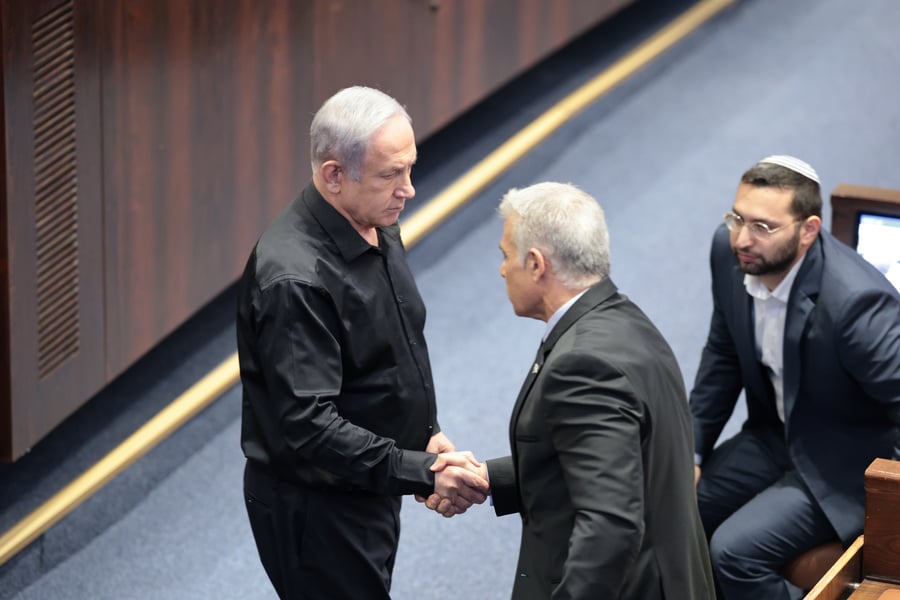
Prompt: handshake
<box><xmin>417</xmin><ymin>451</ymin><xmax>490</xmax><ymax>518</ymax></box>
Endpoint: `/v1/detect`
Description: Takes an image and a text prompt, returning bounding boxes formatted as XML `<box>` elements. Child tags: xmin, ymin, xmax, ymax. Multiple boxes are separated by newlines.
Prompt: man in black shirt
<box><xmin>237</xmin><ymin>86</ymin><xmax>488</xmax><ymax>600</ymax></box>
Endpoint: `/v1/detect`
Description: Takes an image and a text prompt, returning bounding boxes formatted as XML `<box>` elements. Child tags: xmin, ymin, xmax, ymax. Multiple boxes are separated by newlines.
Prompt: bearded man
<box><xmin>689</xmin><ymin>155</ymin><xmax>900</xmax><ymax>600</ymax></box>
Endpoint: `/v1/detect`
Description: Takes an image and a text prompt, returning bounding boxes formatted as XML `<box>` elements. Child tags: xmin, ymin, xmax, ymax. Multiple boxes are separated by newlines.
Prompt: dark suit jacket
<box><xmin>690</xmin><ymin>225</ymin><xmax>900</xmax><ymax>543</ymax></box>
<box><xmin>487</xmin><ymin>278</ymin><xmax>715</xmax><ymax>600</ymax></box>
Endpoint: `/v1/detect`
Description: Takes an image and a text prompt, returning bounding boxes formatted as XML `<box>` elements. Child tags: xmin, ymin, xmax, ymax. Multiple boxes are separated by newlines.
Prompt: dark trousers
<box><xmin>697</xmin><ymin>428</ymin><xmax>837</xmax><ymax>600</ymax></box>
<box><xmin>243</xmin><ymin>460</ymin><xmax>401</xmax><ymax>600</ymax></box>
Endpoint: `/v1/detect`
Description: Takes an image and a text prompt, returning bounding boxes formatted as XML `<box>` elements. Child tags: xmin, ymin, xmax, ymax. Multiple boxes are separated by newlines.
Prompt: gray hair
<box><xmin>498</xmin><ymin>182</ymin><xmax>610</xmax><ymax>289</ymax></box>
<box><xmin>310</xmin><ymin>86</ymin><xmax>411</xmax><ymax>180</ymax></box>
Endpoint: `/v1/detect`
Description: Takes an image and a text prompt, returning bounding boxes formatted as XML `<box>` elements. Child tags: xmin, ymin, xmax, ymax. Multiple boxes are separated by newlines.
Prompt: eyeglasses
<box><xmin>723</xmin><ymin>211</ymin><xmax>800</xmax><ymax>238</ymax></box>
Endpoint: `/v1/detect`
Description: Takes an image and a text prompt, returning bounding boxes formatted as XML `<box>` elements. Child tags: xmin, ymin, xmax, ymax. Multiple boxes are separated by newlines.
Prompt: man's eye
<box><xmin>750</xmin><ymin>222</ymin><xmax>771</xmax><ymax>234</ymax></box>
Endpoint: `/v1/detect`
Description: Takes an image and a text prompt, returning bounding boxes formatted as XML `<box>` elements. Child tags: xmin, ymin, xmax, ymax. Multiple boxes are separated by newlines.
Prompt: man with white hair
<box><xmin>690</xmin><ymin>156</ymin><xmax>900</xmax><ymax>599</ymax></box>
<box><xmin>446</xmin><ymin>182</ymin><xmax>715</xmax><ymax>599</ymax></box>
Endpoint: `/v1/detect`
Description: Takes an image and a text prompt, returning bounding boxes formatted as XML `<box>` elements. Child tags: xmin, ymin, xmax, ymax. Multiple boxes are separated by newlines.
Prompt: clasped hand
<box><xmin>418</xmin><ymin>451</ymin><xmax>489</xmax><ymax>518</ymax></box>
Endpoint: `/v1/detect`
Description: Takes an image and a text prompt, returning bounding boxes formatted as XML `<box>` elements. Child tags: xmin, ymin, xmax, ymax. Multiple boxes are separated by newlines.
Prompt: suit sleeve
<box><xmin>835</xmin><ymin>286</ymin><xmax>900</xmax><ymax>459</ymax></box>
<box><xmin>543</xmin><ymin>351</ymin><xmax>645</xmax><ymax>599</ymax></box>
<box><xmin>690</xmin><ymin>226</ymin><xmax>745</xmax><ymax>461</ymax></box>
<box><xmin>485</xmin><ymin>456</ymin><xmax>520</xmax><ymax>516</ymax></box>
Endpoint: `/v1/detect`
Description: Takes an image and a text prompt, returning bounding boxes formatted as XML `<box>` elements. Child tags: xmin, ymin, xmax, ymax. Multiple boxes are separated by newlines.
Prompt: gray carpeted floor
<box><xmin>4</xmin><ymin>0</ymin><xmax>900</xmax><ymax>597</ymax></box>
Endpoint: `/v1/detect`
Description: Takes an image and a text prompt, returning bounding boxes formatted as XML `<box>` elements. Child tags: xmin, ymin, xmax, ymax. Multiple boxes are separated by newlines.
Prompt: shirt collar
<box><xmin>743</xmin><ymin>253</ymin><xmax>806</xmax><ymax>302</ymax></box>
<box><xmin>304</xmin><ymin>185</ymin><xmax>378</xmax><ymax>262</ymax></box>
<box><xmin>543</xmin><ymin>290</ymin><xmax>588</xmax><ymax>341</ymax></box>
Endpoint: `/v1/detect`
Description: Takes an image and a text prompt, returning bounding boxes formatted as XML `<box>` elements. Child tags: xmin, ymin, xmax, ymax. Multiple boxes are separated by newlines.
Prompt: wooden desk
<box><xmin>849</xmin><ymin>579</ymin><xmax>900</xmax><ymax>600</ymax></box>
<box><xmin>806</xmin><ymin>459</ymin><xmax>900</xmax><ymax>600</ymax></box>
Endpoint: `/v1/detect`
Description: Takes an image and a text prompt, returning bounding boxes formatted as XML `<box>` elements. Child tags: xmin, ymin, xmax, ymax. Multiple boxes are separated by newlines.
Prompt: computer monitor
<box><xmin>855</xmin><ymin>212</ymin><xmax>900</xmax><ymax>292</ymax></box>
<box><xmin>830</xmin><ymin>184</ymin><xmax>900</xmax><ymax>294</ymax></box>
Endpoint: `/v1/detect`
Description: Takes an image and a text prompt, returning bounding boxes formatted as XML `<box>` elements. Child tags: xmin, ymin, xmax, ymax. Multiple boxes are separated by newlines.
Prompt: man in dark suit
<box><xmin>431</xmin><ymin>182</ymin><xmax>714</xmax><ymax>599</ymax></box>
<box><xmin>690</xmin><ymin>156</ymin><xmax>900</xmax><ymax>599</ymax></box>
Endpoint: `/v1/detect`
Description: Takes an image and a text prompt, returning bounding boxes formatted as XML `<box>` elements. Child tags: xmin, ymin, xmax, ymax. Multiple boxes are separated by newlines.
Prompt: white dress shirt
<box><xmin>743</xmin><ymin>257</ymin><xmax>805</xmax><ymax>421</ymax></box>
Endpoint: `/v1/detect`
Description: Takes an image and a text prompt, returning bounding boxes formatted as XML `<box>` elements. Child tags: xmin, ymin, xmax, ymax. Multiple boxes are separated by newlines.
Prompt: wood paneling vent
<box><xmin>32</xmin><ymin>0</ymin><xmax>80</xmax><ymax>378</ymax></box>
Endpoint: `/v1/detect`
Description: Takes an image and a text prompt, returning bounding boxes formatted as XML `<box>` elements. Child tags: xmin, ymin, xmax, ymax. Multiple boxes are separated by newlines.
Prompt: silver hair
<box><xmin>498</xmin><ymin>182</ymin><xmax>611</xmax><ymax>289</ymax></box>
<box><xmin>310</xmin><ymin>86</ymin><xmax>411</xmax><ymax>180</ymax></box>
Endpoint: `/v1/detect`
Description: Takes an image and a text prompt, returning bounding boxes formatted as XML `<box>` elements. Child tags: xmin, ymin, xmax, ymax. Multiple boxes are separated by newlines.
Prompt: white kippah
<box><xmin>758</xmin><ymin>155</ymin><xmax>820</xmax><ymax>184</ymax></box>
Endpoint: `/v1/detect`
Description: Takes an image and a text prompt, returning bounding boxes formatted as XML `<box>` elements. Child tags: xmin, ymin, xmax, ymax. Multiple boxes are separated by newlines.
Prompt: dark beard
<box><xmin>734</xmin><ymin>230</ymin><xmax>800</xmax><ymax>276</ymax></box>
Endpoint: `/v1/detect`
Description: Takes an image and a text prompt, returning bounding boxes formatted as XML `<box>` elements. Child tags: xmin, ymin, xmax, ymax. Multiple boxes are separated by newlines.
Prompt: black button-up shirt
<box><xmin>237</xmin><ymin>183</ymin><xmax>439</xmax><ymax>497</ymax></box>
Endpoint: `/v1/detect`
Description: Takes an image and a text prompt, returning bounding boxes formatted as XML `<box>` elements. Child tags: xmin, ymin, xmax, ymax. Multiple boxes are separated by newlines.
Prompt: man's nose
<box><xmin>399</xmin><ymin>172</ymin><xmax>415</xmax><ymax>199</ymax></box>
<box><xmin>734</xmin><ymin>225</ymin><xmax>754</xmax><ymax>247</ymax></box>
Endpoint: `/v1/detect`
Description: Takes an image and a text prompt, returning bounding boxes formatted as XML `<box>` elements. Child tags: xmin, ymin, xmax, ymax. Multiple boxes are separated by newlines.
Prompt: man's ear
<box><xmin>800</xmin><ymin>215</ymin><xmax>822</xmax><ymax>247</ymax></box>
<box><xmin>319</xmin><ymin>161</ymin><xmax>343</xmax><ymax>193</ymax></box>
<box><xmin>526</xmin><ymin>248</ymin><xmax>547</xmax><ymax>282</ymax></box>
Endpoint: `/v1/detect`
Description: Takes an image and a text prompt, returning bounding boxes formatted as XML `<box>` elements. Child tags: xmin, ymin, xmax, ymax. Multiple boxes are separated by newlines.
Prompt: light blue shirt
<box><xmin>543</xmin><ymin>290</ymin><xmax>588</xmax><ymax>342</ymax></box>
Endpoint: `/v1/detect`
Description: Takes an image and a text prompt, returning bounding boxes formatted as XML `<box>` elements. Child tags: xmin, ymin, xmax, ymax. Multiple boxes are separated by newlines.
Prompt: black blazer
<box><xmin>487</xmin><ymin>278</ymin><xmax>715</xmax><ymax>600</ymax></box>
<box><xmin>691</xmin><ymin>225</ymin><xmax>900</xmax><ymax>543</ymax></box>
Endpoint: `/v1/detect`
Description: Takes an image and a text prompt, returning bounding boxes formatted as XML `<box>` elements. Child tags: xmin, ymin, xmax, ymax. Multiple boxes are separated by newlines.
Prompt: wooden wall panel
<box><xmin>0</xmin><ymin>4</ymin><xmax>11</xmax><ymax>458</ymax></box>
<box><xmin>0</xmin><ymin>0</ymin><xmax>635</xmax><ymax>460</ymax></box>
<box><xmin>309</xmin><ymin>1</ymin><xmax>418</xmax><ymax>112</ymax></box>
<box><xmin>99</xmin><ymin>0</ymin><xmax>635</xmax><ymax>383</ymax></box>
<box><xmin>407</xmin><ymin>0</ymin><xmax>635</xmax><ymax>134</ymax></box>
<box><xmin>310</xmin><ymin>0</ymin><xmax>634</xmax><ymax>140</ymax></box>
<box><xmin>0</xmin><ymin>0</ymin><xmax>105</xmax><ymax>460</ymax></box>
<box><xmin>100</xmin><ymin>0</ymin><xmax>314</xmax><ymax>377</ymax></box>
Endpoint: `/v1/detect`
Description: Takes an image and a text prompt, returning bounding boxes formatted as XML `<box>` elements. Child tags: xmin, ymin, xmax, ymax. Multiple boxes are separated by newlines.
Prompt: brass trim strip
<box><xmin>0</xmin><ymin>355</ymin><xmax>240</xmax><ymax>563</ymax></box>
<box><xmin>0</xmin><ymin>0</ymin><xmax>733</xmax><ymax>567</ymax></box>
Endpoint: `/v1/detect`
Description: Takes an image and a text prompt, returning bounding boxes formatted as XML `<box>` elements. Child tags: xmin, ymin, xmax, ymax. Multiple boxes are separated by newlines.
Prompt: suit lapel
<box><xmin>731</xmin><ymin>262</ymin><xmax>776</xmax><ymax>406</ymax></box>
<box><xmin>507</xmin><ymin>279</ymin><xmax>619</xmax><ymax>447</ymax></box>
<box><xmin>732</xmin><ymin>268</ymin><xmax>755</xmax><ymax>356</ymax></box>
<box><xmin>508</xmin><ymin>342</ymin><xmax>547</xmax><ymax>443</ymax></box>
<box><xmin>783</xmin><ymin>238</ymin><xmax>822</xmax><ymax>423</ymax></box>
<box><xmin>544</xmin><ymin>279</ymin><xmax>615</xmax><ymax>350</ymax></box>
